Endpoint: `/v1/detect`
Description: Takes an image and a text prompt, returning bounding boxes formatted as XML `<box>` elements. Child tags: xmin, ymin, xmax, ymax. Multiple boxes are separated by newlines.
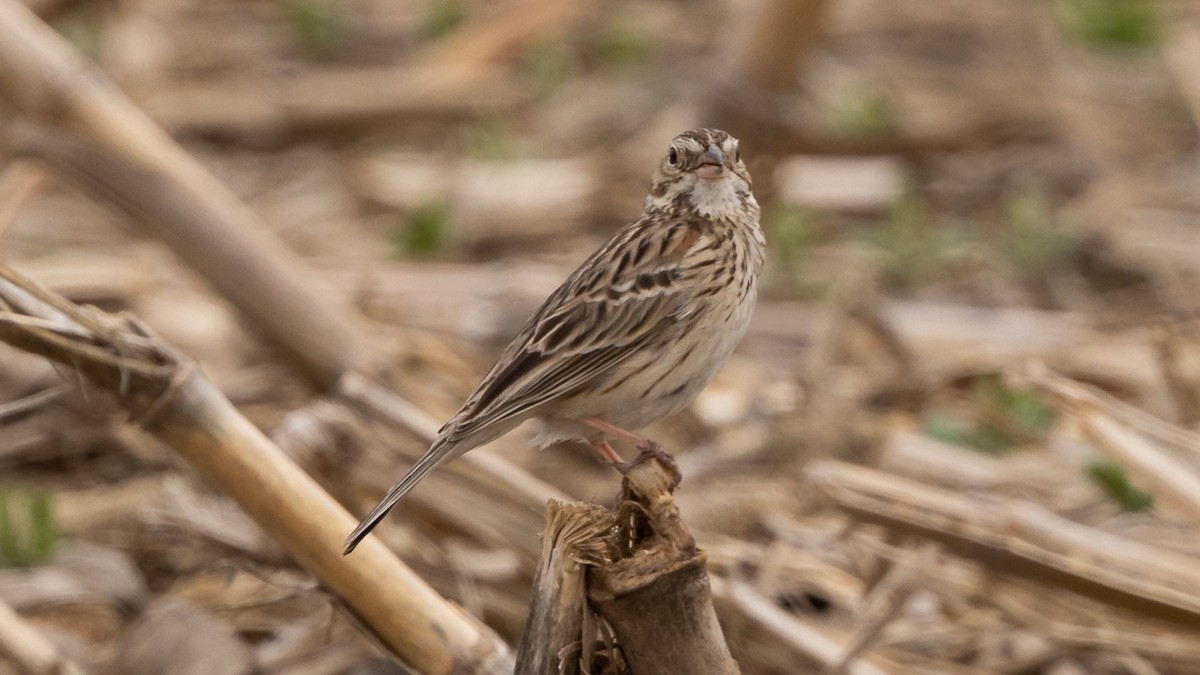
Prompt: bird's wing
<box><xmin>441</xmin><ymin>216</ymin><xmax>706</xmax><ymax>443</ymax></box>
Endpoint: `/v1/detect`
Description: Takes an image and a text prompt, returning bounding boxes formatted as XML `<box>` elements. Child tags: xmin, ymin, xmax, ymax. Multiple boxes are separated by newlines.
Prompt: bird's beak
<box><xmin>695</xmin><ymin>144</ymin><xmax>727</xmax><ymax>180</ymax></box>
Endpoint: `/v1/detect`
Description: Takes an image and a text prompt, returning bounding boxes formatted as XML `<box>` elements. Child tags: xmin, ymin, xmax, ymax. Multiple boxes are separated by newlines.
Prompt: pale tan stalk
<box><xmin>0</xmin><ymin>266</ymin><xmax>512</xmax><ymax>674</ymax></box>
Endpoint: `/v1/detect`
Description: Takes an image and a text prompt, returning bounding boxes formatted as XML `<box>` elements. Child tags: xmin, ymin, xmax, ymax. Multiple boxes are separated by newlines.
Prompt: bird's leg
<box><xmin>583</xmin><ymin>417</ymin><xmax>682</xmax><ymax>489</ymax></box>
<box><xmin>582</xmin><ymin>416</ymin><xmax>654</xmax><ymax>448</ymax></box>
<box><xmin>591</xmin><ymin>440</ymin><xmax>625</xmax><ymax>465</ymax></box>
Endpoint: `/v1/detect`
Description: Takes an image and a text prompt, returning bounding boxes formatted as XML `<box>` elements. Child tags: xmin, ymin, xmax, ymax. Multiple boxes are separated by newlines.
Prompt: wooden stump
<box><xmin>517</xmin><ymin>451</ymin><xmax>740</xmax><ymax>675</ymax></box>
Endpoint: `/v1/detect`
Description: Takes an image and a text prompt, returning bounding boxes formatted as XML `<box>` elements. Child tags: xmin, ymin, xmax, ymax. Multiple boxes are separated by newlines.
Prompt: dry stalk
<box><xmin>0</xmin><ymin>159</ymin><xmax>49</xmax><ymax>247</ymax></box>
<box><xmin>1020</xmin><ymin>365</ymin><xmax>1200</xmax><ymax>524</ymax></box>
<box><xmin>586</xmin><ymin>452</ymin><xmax>740</xmax><ymax>675</ymax></box>
<box><xmin>846</xmin><ymin>302</ymin><xmax>918</xmax><ymax>378</ymax></box>
<box><xmin>702</xmin><ymin>0</ymin><xmax>829</xmax><ymax>149</ymax></box>
<box><xmin>143</xmin><ymin>65</ymin><xmax>524</xmax><ymax>137</ymax></box>
<box><xmin>1161</xmin><ymin>19</ymin><xmax>1200</xmax><ymax>139</ymax></box>
<box><xmin>1018</xmin><ymin>364</ymin><xmax>1200</xmax><ymax>459</ymax></box>
<box><xmin>725</xmin><ymin>0</ymin><xmax>829</xmax><ymax>93</ymax></box>
<box><xmin>1052</xmin><ymin>622</ymin><xmax>1200</xmax><ymax>666</ymax></box>
<box><xmin>416</xmin><ymin>0</ymin><xmax>588</xmax><ymax>71</ymax></box>
<box><xmin>514</xmin><ymin>500</ymin><xmax>610</xmax><ymax>675</ymax></box>
<box><xmin>713</xmin><ymin>578</ymin><xmax>892</xmax><ymax>675</ymax></box>
<box><xmin>0</xmin><ymin>383</ymin><xmax>70</xmax><ymax>424</ymax></box>
<box><xmin>825</xmin><ymin>543</ymin><xmax>938</xmax><ymax>675</ymax></box>
<box><xmin>0</xmin><ymin>0</ymin><xmax>566</xmax><ymax>542</ymax></box>
<box><xmin>138</xmin><ymin>0</ymin><xmax>587</xmax><ymax>135</ymax></box>
<box><xmin>993</xmin><ymin>581</ymin><xmax>1200</xmax><ymax>668</ymax></box>
<box><xmin>0</xmin><ymin>265</ymin><xmax>512</xmax><ymax>675</ymax></box>
<box><xmin>0</xmin><ymin>0</ymin><xmax>369</xmax><ymax>390</ymax></box>
<box><xmin>878</xmin><ymin>427</ymin><xmax>1059</xmax><ymax>493</ymax></box>
<box><xmin>1151</xmin><ymin>319</ymin><xmax>1200</xmax><ymax>426</ymax></box>
<box><xmin>0</xmin><ymin>595</ymin><xmax>86</xmax><ymax>675</ymax></box>
<box><xmin>806</xmin><ymin>460</ymin><xmax>1200</xmax><ymax>626</ymax></box>
<box><xmin>1082</xmin><ymin>412</ymin><xmax>1200</xmax><ymax>526</ymax></box>
<box><xmin>516</xmin><ymin>452</ymin><xmax>741</xmax><ymax>674</ymax></box>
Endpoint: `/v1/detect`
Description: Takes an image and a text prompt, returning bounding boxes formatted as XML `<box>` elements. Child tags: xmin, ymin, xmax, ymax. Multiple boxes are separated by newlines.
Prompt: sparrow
<box><xmin>345</xmin><ymin>128</ymin><xmax>764</xmax><ymax>554</ymax></box>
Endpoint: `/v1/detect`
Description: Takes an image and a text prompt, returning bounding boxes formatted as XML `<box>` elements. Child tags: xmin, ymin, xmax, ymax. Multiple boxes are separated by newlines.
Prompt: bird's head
<box><xmin>645</xmin><ymin>128</ymin><xmax>756</xmax><ymax>220</ymax></box>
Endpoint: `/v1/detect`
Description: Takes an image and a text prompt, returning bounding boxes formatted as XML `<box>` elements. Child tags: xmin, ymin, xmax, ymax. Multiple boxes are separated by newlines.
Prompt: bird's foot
<box><xmin>592</xmin><ymin>440</ymin><xmax>631</xmax><ymax>474</ymax></box>
<box><xmin>633</xmin><ymin>440</ymin><xmax>682</xmax><ymax>491</ymax></box>
<box><xmin>582</xmin><ymin>417</ymin><xmax>681</xmax><ymax>489</ymax></box>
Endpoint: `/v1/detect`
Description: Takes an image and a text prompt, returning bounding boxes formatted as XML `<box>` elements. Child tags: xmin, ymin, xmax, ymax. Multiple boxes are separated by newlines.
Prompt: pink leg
<box><xmin>583</xmin><ymin>417</ymin><xmax>681</xmax><ymax>489</ymax></box>
<box><xmin>591</xmin><ymin>440</ymin><xmax>624</xmax><ymax>464</ymax></box>
<box><xmin>583</xmin><ymin>417</ymin><xmax>654</xmax><ymax>449</ymax></box>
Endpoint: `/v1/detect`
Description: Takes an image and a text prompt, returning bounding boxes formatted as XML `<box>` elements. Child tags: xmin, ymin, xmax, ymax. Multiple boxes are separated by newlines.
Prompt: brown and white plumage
<box><xmin>344</xmin><ymin>129</ymin><xmax>764</xmax><ymax>554</ymax></box>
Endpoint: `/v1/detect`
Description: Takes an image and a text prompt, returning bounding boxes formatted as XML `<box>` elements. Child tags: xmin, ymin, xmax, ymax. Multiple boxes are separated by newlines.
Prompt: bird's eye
<box><xmin>667</xmin><ymin>147</ymin><xmax>679</xmax><ymax>166</ymax></box>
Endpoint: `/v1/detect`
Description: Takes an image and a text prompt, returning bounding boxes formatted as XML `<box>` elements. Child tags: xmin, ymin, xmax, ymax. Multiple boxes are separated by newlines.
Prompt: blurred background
<box><xmin>3</xmin><ymin>0</ymin><xmax>1200</xmax><ymax>672</ymax></box>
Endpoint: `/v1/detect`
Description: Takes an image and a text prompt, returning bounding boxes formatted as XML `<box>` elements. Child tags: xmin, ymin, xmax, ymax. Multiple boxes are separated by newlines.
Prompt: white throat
<box><xmin>689</xmin><ymin>178</ymin><xmax>744</xmax><ymax>218</ymax></box>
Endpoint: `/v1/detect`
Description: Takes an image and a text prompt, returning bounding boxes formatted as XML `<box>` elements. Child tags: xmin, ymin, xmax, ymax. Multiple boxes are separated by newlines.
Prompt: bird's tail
<box><xmin>342</xmin><ymin>440</ymin><xmax>452</xmax><ymax>554</ymax></box>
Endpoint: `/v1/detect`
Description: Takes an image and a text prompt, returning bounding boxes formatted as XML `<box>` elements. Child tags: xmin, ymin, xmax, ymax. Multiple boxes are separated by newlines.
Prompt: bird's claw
<box><xmin>634</xmin><ymin>441</ymin><xmax>682</xmax><ymax>491</ymax></box>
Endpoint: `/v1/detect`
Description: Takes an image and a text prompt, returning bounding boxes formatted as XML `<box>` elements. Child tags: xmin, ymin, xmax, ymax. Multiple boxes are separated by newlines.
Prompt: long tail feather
<box><xmin>342</xmin><ymin>441</ymin><xmax>451</xmax><ymax>554</ymax></box>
